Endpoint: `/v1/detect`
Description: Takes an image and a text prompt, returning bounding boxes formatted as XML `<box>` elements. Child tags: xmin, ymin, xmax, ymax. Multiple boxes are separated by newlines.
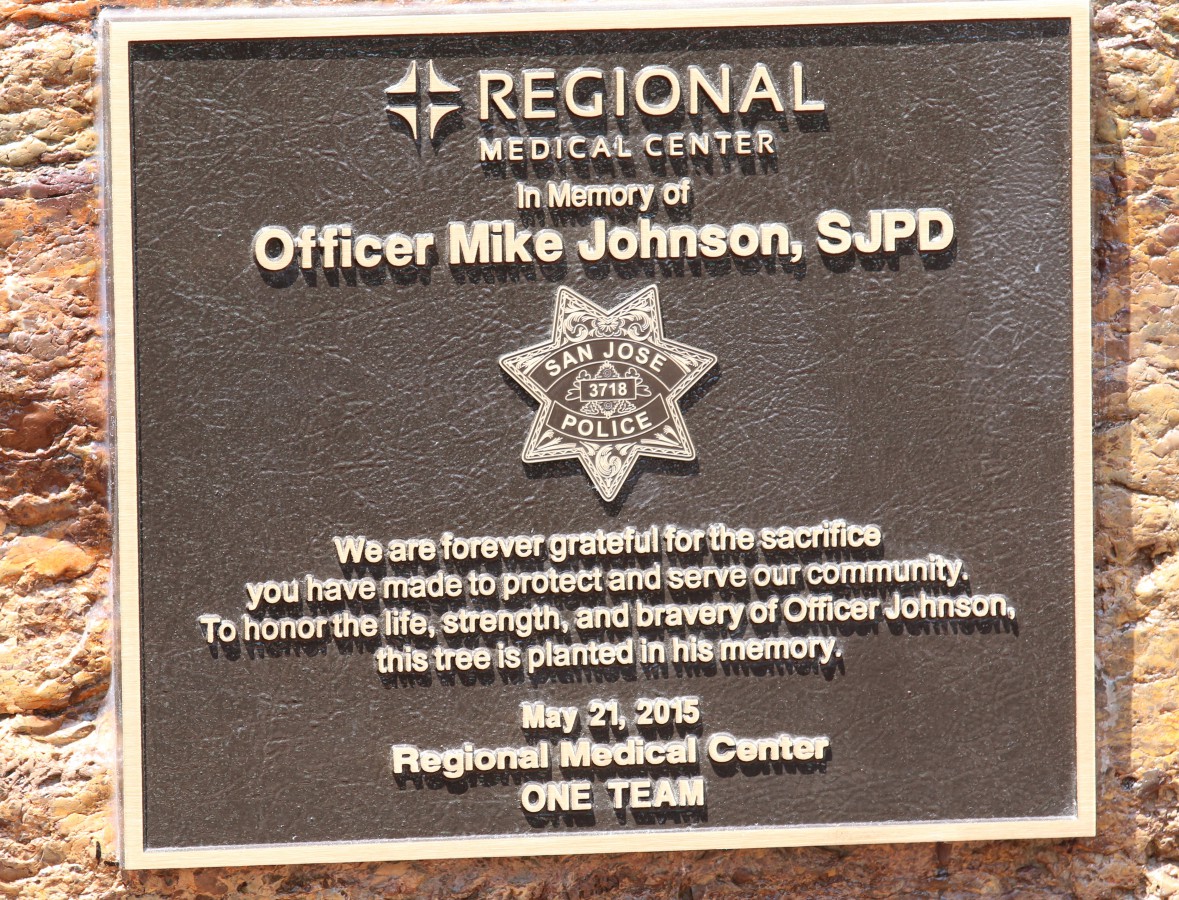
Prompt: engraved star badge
<box><xmin>500</xmin><ymin>285</ymin><xmax>717</xmax><ymax>502</ymax></box>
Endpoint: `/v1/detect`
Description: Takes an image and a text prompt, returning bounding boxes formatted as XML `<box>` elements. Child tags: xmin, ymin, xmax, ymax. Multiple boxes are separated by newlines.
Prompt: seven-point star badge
<box><xmin>500</xmin><ymin>285</ymin><xmax>717</xmax><ymax>502</ymax></box>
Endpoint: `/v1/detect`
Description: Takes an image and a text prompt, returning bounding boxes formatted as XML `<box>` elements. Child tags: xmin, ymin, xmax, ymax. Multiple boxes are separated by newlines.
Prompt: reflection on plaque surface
<box><xmin>104</xmin><ymin>1</ymin><xmax>1094</xmax><ymax>868</ymax></box>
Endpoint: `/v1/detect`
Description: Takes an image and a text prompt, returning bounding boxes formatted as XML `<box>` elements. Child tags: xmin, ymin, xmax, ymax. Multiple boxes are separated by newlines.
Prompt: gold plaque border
<box><xmin>102</xmin><ymin>0</ymin><xmax>1095</xmax><ymax>870</ymax></box>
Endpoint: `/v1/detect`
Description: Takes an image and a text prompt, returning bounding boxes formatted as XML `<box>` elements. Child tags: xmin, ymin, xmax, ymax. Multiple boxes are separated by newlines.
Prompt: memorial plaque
<box><xmin>104</xmin><ymin>1</ymin><xmax>1094</xmax><ymax>868</ymax></box>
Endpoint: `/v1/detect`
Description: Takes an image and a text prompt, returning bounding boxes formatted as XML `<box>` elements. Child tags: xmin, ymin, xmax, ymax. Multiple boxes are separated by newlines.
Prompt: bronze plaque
<box><xmin>105</xmin><ymin>1</ymin><xmax>1094</xmax><ymax>868</ymax></box>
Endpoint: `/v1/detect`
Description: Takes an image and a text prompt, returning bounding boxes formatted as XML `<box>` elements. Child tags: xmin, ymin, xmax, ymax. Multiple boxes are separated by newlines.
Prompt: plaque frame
<box><xmin>104</xmin><ymin>0</ymin><xmax>1095</xmax><ymax>869</ymax></box>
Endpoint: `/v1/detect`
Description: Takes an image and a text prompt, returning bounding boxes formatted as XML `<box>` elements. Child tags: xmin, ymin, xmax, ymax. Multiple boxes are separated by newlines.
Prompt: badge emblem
<box><xmin>500</xmin><ymin>285</ymin><xmax>717</xmax><ymax>501</ymax></box>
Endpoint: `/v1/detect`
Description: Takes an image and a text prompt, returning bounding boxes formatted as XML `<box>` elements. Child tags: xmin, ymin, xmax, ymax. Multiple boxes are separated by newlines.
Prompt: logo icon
<box><xmin>385</xmin><ymin>60</ymin><xmax>461</xmax><ymax>140</ymax></box>
<box><xmin>500</xmin><ymin>285</ymin><xmax>717</xmax><ymax>502</ymax></box>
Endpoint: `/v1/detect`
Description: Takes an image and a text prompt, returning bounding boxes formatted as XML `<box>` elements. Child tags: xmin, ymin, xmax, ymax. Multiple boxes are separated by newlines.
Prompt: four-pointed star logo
<box><xmin>385</xmin><ymin>60</ymin><xmax>461</xmax><ymax>140</ymax></box>
<box><xmin>500</xmin><ymin>285</ymin><xmax>717</xmax><ymax>502</ymax></box>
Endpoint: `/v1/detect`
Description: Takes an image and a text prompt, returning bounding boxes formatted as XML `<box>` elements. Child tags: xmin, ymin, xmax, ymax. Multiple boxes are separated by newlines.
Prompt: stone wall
<box><xmin>0</xmin><ymin>1</ymin><xmax>1175</xmax><ymax>896</ymax></box>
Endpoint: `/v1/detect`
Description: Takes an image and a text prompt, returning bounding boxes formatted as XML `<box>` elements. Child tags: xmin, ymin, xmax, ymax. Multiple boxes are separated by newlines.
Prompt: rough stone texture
<box><xmin>0</xmin><ymin>0</ymin><xmax>1174</xmax><ymax>896</ymax></box>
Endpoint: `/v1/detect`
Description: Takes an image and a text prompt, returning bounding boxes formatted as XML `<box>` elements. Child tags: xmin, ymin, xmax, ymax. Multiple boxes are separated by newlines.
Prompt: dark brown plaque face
<box><xmin>105</xmin><ymin>2</ymin><xmax>1094</xmax><ymax>868</ymax></box>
